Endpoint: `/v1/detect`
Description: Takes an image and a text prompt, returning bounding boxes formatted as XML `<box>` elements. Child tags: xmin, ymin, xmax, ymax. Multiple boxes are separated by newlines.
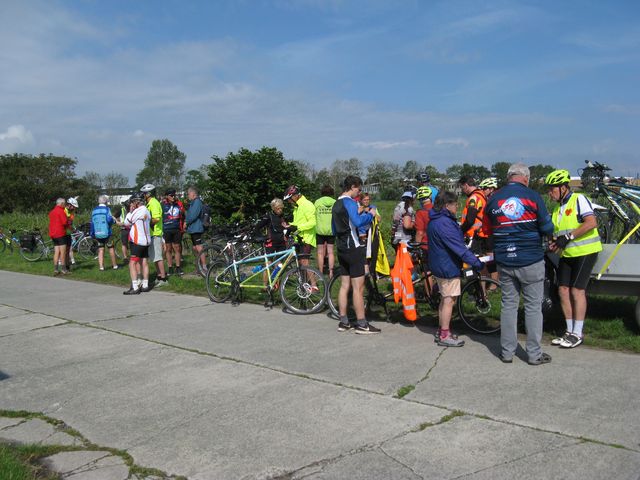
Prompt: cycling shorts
<box><xmin>163</xmin><ymin>230</ymin><xmax>182</xmax><ymax>244</ymax></box>
<box><xmin>120</xmin><ymin>229</ymin><xmax>130</xmax><ymax>245</ymax></box>
<box><xmin>95</xmin><ymin>237</ymin><xmax>112</xmax><ymax>247</ymax></box>
<box><xmin>52</xmin><ymin>236</ymin><xmax>68</xmax><ymax>246</ymax></box>
<box><xmin>337</xmin><ymin>246</ymin><xmax>366</xmax><ymax>278</ymax></box>
<box><xmin>130</xmin><ymin>243</ymin><xmax>149</xmax><ymax>259</ymax></box>
<box><xmin>316</xmin><ymin>234</ymin><xmax>335</xmax><ymax>245</ymax></box>
<box><xmin>190</xmin><ymin>233</ymin><xmax>204</xmax><ymax>246</ymax></box>
<box><xmin>558</xmin><ymin>252</ymin><xmax>598</xmax><ymax>290</ymax></box>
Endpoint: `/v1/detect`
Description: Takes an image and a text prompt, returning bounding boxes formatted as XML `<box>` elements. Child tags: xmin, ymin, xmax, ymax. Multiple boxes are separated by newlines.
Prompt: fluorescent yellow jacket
<box><xmin>552</xmin><ymin>193</ymin><xmax>602</xmax><ymax>257</ymax></box>
<box><xmin>292</xmin><ymin>195</ymin><xmax>316</xmax><ymax>247</ymax></box>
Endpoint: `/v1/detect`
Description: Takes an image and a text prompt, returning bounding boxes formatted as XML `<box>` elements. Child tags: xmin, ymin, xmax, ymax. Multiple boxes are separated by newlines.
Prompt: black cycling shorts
<box><xmin>557</xmin><ymin>252</ymin><xmax>599</xmax><ymax>290</ymax></box>
<box><xmin>337</xmin><ymin>246</ymin><xmax>366</xmax><ymax>278</ymax></box>
<box><xmin>190</xmin><ymin>233</ymin><xmax>204</xmax><ymax>246</ymax></box>
<box><xmin>120</xmin><ymin>229</ymin><xmax>130</xmax><ymax>246</ymax></box>
<box><xmin>316</xmin><ymin>234</ymin><xmax>335</xmax><ymax>245</ymax></box>
<box><xmin>52</xmin><ymin>236</ymin><xmax>68</xmax><ymax>246</ymax></box>
<box><xmin>163</xmin><ymin>230</ymin><xmax>182</xmax><ymax>244</ymax></box>
<box><xmin>95</xmin><ymin>237</ymin><xmax>112</xmax><ymax>247</ymax></box>
<box><xmin>129</xmin><ymin>243</ymin><xmax>149</xmax><ymax>259</ymax></box>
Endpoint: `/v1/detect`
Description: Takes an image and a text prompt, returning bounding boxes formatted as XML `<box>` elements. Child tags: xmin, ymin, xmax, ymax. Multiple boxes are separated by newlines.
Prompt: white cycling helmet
<box><xmin>67</xmin><ymin>197</ymin><xmax>79</xmax><ymax>208</ymax></box>
<box><xmin>140</xmin><ymin>183</ymin><xmax>156</xmax><ymax>193</ymax></box>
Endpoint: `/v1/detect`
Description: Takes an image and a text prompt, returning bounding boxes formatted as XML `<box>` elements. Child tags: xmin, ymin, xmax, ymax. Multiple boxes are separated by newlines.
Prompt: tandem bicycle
<box><xmin>205</xmin><ymin>239</ymin><xmax>327</xmax><ymax>314</ymax></box>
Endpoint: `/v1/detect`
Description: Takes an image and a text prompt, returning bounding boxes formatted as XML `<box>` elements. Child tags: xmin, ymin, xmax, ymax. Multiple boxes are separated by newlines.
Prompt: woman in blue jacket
<box><xmin>428</xmin><ymin>191</ymin><xmax>483</xmax><ymax>347</ymax></box>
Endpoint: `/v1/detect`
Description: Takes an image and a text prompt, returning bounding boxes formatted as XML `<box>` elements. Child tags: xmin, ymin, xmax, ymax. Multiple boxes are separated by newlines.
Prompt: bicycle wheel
<box><xmin>280</xmin><ymin>266</ymin><xmax>326</xmax><ymax>314</ymax></box>
<box><xmin>205</xmin><ymin>259</ymin><xmax>235</xmax><ymax>303</ymax></box>
<box><xmin>108</xmin><ymin>237</ymin><xmax>122</xmax><ymax>259</ymax></box>
<box><xmin>78</xmin><ymin>237</ymin><xmax>99</xmax><ymax>260</ymax></box>
<box><xmin>594</xmin><ymin>210</ymin><xmax>610</xmax><ymax>243</ymax></box>
<box><xmin>327</xmin><ymin>270</ymin><xmax>351</xmax><ymax>320</ymax></box>
<box><xmin>457</xmin><ymin>276</ymin><xmax>502</xmax><ymax>334</ymax></box>
<box><xmin>20</xmin><ymin>239</ymin><xmax>46</xmax><ymax>262</ymax></box>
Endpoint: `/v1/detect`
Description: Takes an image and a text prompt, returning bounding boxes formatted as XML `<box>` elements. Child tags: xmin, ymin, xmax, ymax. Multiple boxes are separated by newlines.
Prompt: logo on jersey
<box><xmin>500</xmin><ymin>197</ymin><xmax>525</xmax><ymax>220</ymax></box>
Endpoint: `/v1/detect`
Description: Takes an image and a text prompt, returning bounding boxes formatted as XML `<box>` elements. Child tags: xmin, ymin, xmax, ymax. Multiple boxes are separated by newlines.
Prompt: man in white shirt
<box><xmin>123</xmin><ymin>192</ymin><xmax>152</xmax><ymax>294</ymax></box>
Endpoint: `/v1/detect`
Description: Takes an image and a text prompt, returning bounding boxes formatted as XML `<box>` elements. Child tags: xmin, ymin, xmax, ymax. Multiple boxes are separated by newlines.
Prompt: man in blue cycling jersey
<box><xmin>331</xmin><ymin>175</ymin><xmax>379</xmax><ymax>334</ymax></box>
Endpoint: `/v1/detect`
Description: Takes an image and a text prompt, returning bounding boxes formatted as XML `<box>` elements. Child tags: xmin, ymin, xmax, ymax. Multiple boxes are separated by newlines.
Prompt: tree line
<box><xmin>0</xmin><ymin>139</ymin><xmax>554</xmax><ymax>221</ymax></box>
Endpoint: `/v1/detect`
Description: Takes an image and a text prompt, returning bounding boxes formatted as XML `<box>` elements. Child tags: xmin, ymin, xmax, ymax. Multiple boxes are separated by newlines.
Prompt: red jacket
<box><xmin>48</xmin><ymin>205</ymin><xmax>69</xmax><ymax>239</ymax></box>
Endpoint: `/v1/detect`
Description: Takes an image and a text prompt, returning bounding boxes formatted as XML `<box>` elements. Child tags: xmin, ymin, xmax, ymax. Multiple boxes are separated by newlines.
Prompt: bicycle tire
<box><xmin>594</xmin><ymin>210</ymin><xmax>610</xmax><ymax>244</ymax></box>
<box><xmin>326</xmin><ymin>272</ymin><xmax>349</xmax><ymax>320</ymax></box>
<box><xmin>205</xmin><ymin>259</ymin><xmax>235</xmax><ymax>303</ymax></box>
<box><xmin>78</xmin><ymin>237</ymin><xmax>99</xmax><ymax>260</ymax></box>
<box><xmin>108</xmin><ymin>237</ymin><xmax>122</xmax><ymax>259</ymax></box>
<box><xmin>19</xmin><ymin>239</ymin><xmax>46</xmax><ymax>262</ymax></box>
<box><xmin>280</xmin><ymin>266</ymin><xmax>326</xmax><ymax>314</ymax></box>
<box><xmin>457</xmin><ymin>276</ymin><xmax>502</xmax><ymax>334</ymax></box>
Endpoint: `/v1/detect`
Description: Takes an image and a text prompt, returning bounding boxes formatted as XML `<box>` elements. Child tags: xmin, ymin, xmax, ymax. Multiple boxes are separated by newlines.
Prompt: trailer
<box><xmin>589</xmin><ymin>243</ymin><xmax>640</xmax><ymax>328</ymax></box>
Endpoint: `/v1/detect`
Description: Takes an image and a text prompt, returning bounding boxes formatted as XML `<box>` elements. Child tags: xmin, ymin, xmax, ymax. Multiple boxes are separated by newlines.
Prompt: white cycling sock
<box><xmin>573</xmin><ymin>320</ymin><xmax>584</xmax><ymax>337</ymax></box>
<box><xmin>565</xmin><ymin>319</ymin><xmax>573</xmax><ymax>333</ymax></box>
<box><xmin>132</xmin><ymin>280</ymin><xmax>139</xmax><ymax>290</ymax></box>
<box><xmin>142</xmin><ymin>279</ymin><xmax>149</xmax><ymax>288</ymax></box>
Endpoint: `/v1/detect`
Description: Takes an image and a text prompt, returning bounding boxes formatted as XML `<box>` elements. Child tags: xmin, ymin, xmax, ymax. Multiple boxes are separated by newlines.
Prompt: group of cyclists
<box><xmin>267</xmin><ymin>164</ymin><xmax>600</xmax><ymax>364</ymax></box>
<box><xmin>44</xmin><ymin>161</ymin><xmax>602</xmax><ymax>362</ymax></box>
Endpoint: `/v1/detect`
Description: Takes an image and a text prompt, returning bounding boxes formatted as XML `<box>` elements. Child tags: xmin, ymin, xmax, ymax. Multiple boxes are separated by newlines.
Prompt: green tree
<box><xmin>402</xmin><ymin>160</ymin><xmax>420</xmax><ymax>181</ymax></box>
<box><xmin>136</xmin><ymin>139</ymin><xmax>186</xmax><ymax>190</ymax></box>
<box><xmin>204</xmin><ymin>147</ymin><xmax>309</xmax><ymax>223</ymax></box>
<box><xmin>103</xmin><ymin>172</ymin><xmax>129</xmax><ymax>196</ymax></box>
<box><xmin>490</xmin><ymin>162</ymin><xmax>511</xmax><ymax>185</ymax></box>
<box><xmin>184</xmin><ymin>165</ymin><xmax>209</xmax><ymax>194</ymax></box>
<box><xmin>366</xmin><ymin>161</ymin><xmax>402</xmax><ymax>200</ymax></box>
<box><xmin>0</xmin><ymin>154</ymin><xmax>91</xmax><ymax>213</ymax></box>
<box><xmin>529</xmin><ymin>164</ymin><xmax>556</xmax><ymax>192</ymax></box>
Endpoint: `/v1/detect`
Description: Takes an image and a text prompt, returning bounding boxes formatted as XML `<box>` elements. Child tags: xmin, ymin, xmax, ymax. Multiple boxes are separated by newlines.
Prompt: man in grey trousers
<box><xmin>483</xmin><ymin>163</ymin><xmax>555</xmax><ymax>365</ymax></box>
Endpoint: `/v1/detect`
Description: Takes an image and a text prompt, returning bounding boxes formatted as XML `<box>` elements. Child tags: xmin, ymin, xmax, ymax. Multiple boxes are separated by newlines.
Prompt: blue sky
<box><xmin>1</xmin><ymin>0</ymin><xmax>639</xmax><ymax>183</ymax></box>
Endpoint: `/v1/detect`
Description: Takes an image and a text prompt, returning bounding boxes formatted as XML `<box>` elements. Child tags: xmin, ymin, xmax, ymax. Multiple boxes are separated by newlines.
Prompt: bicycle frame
<box><xmin>226</xmin><ymin>246</ymin><xmax>298</xmax><ymax>293</ymax></box>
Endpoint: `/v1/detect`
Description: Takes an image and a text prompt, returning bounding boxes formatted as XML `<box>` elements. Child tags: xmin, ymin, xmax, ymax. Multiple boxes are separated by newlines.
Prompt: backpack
<box><xmin>200</xmin><ymin>202</ymin><xmax>212</xmax><ymax>229</ymax></box>
<box><xmin>92</xmin><ymin>207</ymin><xmax>110</xmax><ymax>239</ymax></box>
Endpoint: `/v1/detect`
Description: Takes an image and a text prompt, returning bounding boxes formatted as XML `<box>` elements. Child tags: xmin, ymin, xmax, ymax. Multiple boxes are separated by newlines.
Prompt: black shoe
<box><xmin>528</xmin><ymin>352</ymin><xmax>552</xmax><ymax>366</ymax></box>
<box><xmin>176</xmin><ymin>266</ymin><xmax>184</xmax><ymax>276</ymax></box>
<box><xmin>140</xmin><ymin>285</ymin><xmax>152</xmax><ymax>292</ymax></box>
<box><xmin>354</xmin><ymin>323</ymin><xmax>381</xmax><ymax>335</ymax></box>
<box><xmin>123</xmin><ymin>287</ymin><xmax>141</xmax><ymax>295</ymax></box>
<box><xmin>337</xmin><ymin>322</ymin><xmax>354</xmax><ymax>332</ymax></box>
<box><xmin>168</xmin><ymin>267</ymin><xmax>175</xmax><ymax>276</ymax></box>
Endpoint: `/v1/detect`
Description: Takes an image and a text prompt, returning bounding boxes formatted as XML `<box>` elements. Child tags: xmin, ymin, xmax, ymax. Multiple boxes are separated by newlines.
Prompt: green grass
<box><xmin>2</xmin><ymin>210</ymin><xmax>639</xmax><ymax>353</ymax></box>
<box><xmin>0</xmin><ymin>444</ymin><xmax>58</xmax><ymax>480</ymax></box>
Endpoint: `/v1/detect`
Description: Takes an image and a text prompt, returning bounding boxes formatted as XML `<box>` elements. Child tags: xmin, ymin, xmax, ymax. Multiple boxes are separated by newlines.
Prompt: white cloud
<box><xmin>352</xmin><ymin>140</ymin><xmax>421</xmax><ymax>150</ymax></box>
<box><xmin>435</xmin><ymin>138</ymin><xmax>470</xmax><ymax>148</ymax></box>
<box><xmin>603</xmin><ymin>104</ymin><xmax>640</xmax><ymax>115</ymax></box>
<box><xmin>133</xmin><ymin>130</ymin><xmax>145</xmax><ymax>137</ymax></box>
<box><xmin>0</xmin><ymin>125</ymin><xmax>34</xmax><ymax>143</ymax></box>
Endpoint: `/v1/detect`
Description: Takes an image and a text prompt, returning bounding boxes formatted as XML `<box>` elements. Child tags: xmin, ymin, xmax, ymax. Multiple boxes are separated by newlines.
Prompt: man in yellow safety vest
<box><xmin>546</xmin><ymin>169</ymin><xmax>602</xmax><ymax>348</ymax></box>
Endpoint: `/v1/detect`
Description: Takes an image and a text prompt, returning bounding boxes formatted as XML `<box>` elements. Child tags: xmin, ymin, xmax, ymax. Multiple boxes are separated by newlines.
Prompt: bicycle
<box><xmin>18</xmin><ymin>230</ymin><xmax>53</xmax><ymax>262</ymax></box>
<box><xmin>0</xmin><ymin>228</ymin><xmax>22</xmax><ymax>254</ymax></box>
<box><xmin>196</xmin><ymin>224</ymin><xmax>263</xmax><ymax>277</ymax></box>
<box><xmin>580</xmin><ymin>160</ymin><xmax>640</xmax><ymax>244</ymax></box>
<box><xmin>206</xmin><ymin>241</ymin><xmax>327</xmax><ymax>314</ymax></box>
<box><xmin>326</xmin><ymin>241</ymin><xmax>502</xmax><ymax>334</ymax></box>
<box><xmin>72</xmin><ymin>223</ymin><xmax>122</xmax><ymax>261</ymax></box>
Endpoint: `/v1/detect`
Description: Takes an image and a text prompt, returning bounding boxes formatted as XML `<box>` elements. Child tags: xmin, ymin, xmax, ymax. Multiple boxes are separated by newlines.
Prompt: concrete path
<box><xmin>0</xmin><ymin>270</ymin><xmax>639</xmax><ymax>479</ymax></box>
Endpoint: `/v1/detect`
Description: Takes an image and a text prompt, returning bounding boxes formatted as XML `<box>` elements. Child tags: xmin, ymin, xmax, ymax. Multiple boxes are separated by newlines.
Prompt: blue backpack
<box><xmin>92</xmin><ymin>207</ymin><xmax>110</xmax><ymax>239</ymax></box>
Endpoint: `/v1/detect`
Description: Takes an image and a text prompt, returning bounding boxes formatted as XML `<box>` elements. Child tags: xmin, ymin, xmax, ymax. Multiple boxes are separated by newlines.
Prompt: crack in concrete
<box><xmin>88</xmin><ymin>302</ymin><xmax>211</xmax><ymax>324</ymax></box>
<box><xmin>417</xmin><ymin>347</ymin><xmax>447</xmax><ymax>385</ymax></box>
<box><xmin>378</xmin><ymin>446</ymin><xmax>424</xmax><ymax>479</ymax></box>
<box><xmin>448</xmin><ymin>438</ymin><xmax>584</xmax><ymax>479</ymax></box>
<box><xmin>61</xmin><ymin>452</ymin><xmax>114</xmax><ymax>475</ymax></box>
<box><xmin>0</xmin><ymin>321</ymin><xmax>71</xmax><ymax>339</ymax></box>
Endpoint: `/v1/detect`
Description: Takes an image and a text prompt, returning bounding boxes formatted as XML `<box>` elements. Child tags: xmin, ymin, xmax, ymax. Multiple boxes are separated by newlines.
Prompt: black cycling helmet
<box><xmin>130</xmin><ymin>192</ymin><xmax>145</xmax><ymax>202</ymax></box>
<box><xmin>418</xmin><ymin>172</ymin><xmax>430</xmax><ymax>183</ymax></box>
